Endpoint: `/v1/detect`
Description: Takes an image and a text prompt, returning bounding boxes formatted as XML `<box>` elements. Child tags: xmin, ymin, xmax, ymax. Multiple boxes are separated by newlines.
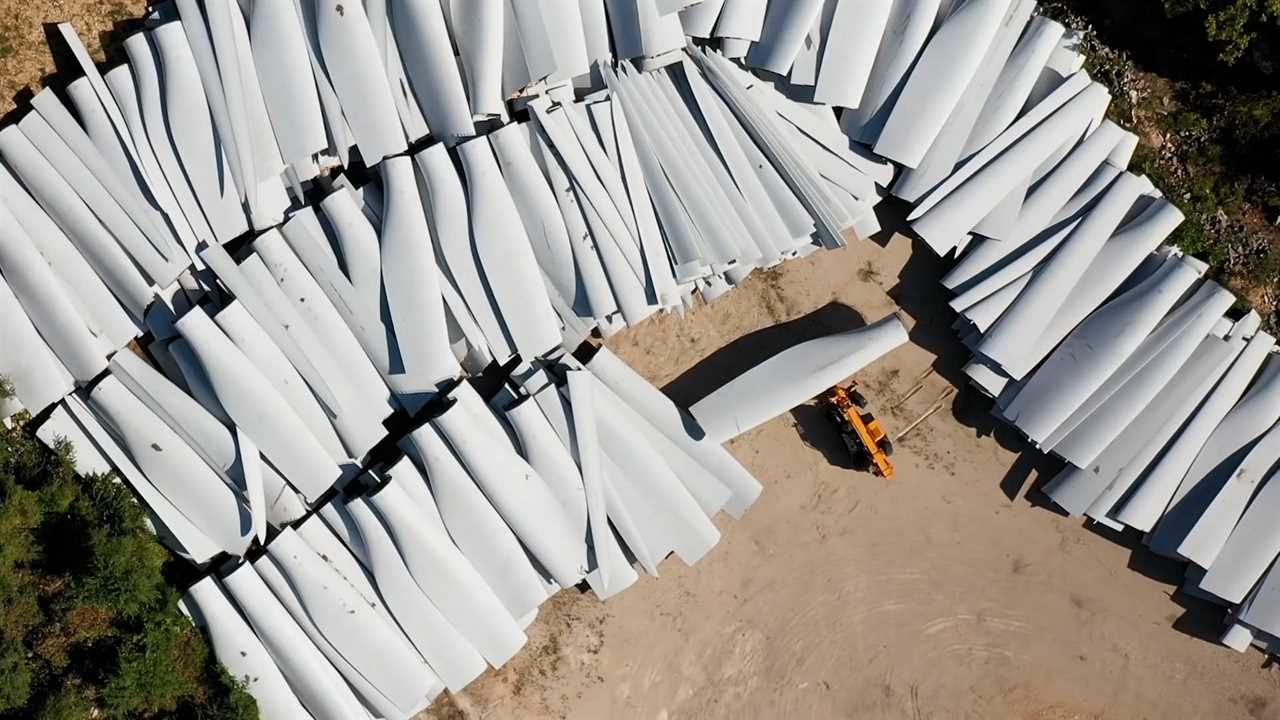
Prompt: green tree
<box><xmin>0</xmin><ymin>407</ymin><xmax>257</xmax><ymax>720</ymax></box>
<box><xmin>1164</xmin><ymin>0</ymin><xmax>1280</xmax><ymax>63</ymax></box>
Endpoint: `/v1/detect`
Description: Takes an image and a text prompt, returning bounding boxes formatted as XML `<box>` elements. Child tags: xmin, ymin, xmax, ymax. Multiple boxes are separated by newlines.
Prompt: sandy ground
<box><xmin>0</xmin><ymin>0</ymin><xmax>146</xmax><ymax>118</ymax></box>
<box><xmin>432</xmin><ymin>214</ymin><xmax>1280</xmax><ymax>720</ymax></box>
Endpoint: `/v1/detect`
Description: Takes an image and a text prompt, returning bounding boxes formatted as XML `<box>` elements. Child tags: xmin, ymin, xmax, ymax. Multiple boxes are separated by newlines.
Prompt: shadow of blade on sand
<box><xmin>661</xmin><ymin>301</ymin><xmax>868</xmax><ymax>410</ymax></box>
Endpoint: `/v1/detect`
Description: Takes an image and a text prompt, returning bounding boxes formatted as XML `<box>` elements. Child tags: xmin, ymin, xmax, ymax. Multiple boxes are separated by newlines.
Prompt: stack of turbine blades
<box><xmin>9</xmin><ymin>1</ymin><xmax>1280</xmax><ymax>709</ymax></box>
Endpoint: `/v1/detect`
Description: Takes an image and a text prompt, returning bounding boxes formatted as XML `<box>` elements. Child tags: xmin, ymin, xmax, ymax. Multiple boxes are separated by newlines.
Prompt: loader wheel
<box><xmin>881</xmin><ymin>439</ymin><xmax>894</xmax><ymax>458</ymax></box>
<box><xmin>850</xmin><ymin>450</ymin><xmax>871</xmax><ymax>472</ymax></box>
